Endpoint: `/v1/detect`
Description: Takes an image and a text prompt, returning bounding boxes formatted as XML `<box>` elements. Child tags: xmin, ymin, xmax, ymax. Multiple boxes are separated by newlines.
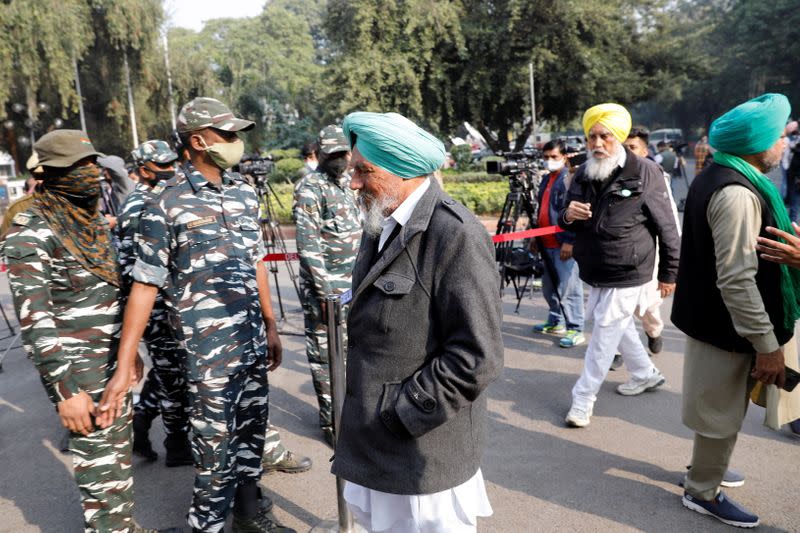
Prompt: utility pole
<box><xmin>529</xmin><ymin>62</ymin><xmax>537</xmax><ymax>146</ymax></box>
<box><xmin>123</xmin><ymin>53</ymin><xmax>139</xmax><ymax>148</ymax></box>
<box><xmin>73</xmin><ymin>55</ymin><xmax>87</xmax><ymax>133</ymax></box>
<box><xmin>163</xmin><ymin>32</ymin><xmax>177</xmax><ymax>131</ymax></box>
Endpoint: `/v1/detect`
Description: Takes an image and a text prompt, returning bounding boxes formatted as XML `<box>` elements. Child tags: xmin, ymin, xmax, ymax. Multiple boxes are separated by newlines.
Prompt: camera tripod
<box><xmin>495</xmin><ymin>172</ymin><xmax>567</xmax><ymax>316</ymax></box>
<box><xmin>251</xmin><ymin>176</ymin><xmax>304</xmax><ymax>335</ymax></box>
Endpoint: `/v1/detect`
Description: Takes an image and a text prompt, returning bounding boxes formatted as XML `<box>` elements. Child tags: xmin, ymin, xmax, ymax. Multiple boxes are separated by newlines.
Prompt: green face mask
<box><xmin>198</xmin><ymin>136</ymin><xmax>244</xmax><ymax>169</ymax></box>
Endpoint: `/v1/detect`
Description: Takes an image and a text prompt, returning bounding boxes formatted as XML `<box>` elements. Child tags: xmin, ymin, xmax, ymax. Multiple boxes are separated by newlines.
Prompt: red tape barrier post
<box><xmin>262</xmin><ymin>226</ymin><xmax>563</xmax><ymax>262</ymax></box>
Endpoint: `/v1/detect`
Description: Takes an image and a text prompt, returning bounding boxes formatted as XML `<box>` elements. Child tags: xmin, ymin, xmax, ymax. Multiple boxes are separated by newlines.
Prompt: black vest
<box><xmin>671</xmin><ymin>163</ymin><xmax>793</xmax><ymax>353</ymax></box>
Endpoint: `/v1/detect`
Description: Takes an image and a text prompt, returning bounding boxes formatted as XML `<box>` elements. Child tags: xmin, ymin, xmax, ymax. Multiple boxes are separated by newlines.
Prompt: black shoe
<box><xmin>609</xmin><ymin>354</ymin><xmax>623</xmax><ymax>371</ymax></box>
<box><xmin>321</xmin><ymin>426</ymin><xmax>334</xmax><ymax>448</ymax></box>
<box><xmin>232</xmin><ymin>509</ymin><xmax>295</xmax><ymax>533</ymax></box>
<box><xmin>132</xmin><ymin>413</ymin><xmax>158</xmax><ymax>462</ymax></box>
<box><xmin>164</xmin><ymin>434</ymin><xmax>193</xmax><ymax>467</ymax></box>
<box><xmin>647</xmin><ymin>334</ymin><xmax>663</xmax><ymax>354</ymax></box>
<box><xmin>261</xmin><ymin>451</ymin><xmax>312</xmax><ymax>474</ymax></box>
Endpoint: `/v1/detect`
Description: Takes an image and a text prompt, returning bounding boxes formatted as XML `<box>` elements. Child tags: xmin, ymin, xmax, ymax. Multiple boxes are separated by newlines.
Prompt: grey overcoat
<box><xmin>330</xmin><ymin>179</ymin><xmax>504</xmax><ymax>494</ymax></box>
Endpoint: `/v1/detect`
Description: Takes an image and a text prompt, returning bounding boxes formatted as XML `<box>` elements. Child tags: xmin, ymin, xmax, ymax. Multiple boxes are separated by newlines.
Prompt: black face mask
<box><xmin>319</xmin><ymin>154</ymin><xmax>349</xmax><ymax>180</ymax></box>
<box><xmin>140</xmin><ymin>169</ymin><xmax>175</xmax><ymax>187</ymax></box>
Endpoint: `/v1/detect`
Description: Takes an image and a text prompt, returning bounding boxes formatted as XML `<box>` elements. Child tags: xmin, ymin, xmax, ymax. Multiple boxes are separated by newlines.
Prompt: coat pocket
<box><xmin>378</xmin><ymin>381</ymin><xmax>411</xmax><ymax>438</ymax></box>
<box><xmin>372</xmin><ymin>272</ymin><xmax>415</xmax><ymax>332</ymax></box>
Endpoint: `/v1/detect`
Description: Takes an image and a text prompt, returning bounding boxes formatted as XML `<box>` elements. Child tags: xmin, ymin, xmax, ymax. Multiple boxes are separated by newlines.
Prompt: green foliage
<box><xmin>267</xmin><ymin>182</ymin><xmax>295</xmax><ymax>224</ymax></box>
<box><xmin>271</xmin><ymin>158</ymin><xmax>305</xmax><ymax>184</ymax></box>
<box><xmin>444</xmin><ymin>182</ymin><xmax>508</xmax><ymax>215</ymax></box>
<box><xmin>269</xmin><ymin>149</ymin><xmax>301</xmax><ymax>162</ymax></box>
<box><xmin>441</xmin><ymin>171</ymin><xmax>501</xmax><ymax>184</ymax></box>
<box><xmin>450</xmin><ymin>144</ymin><xmax>473</xmax><ymax>170</ymax></box>
<box><xmin>322</xmin><ymin>0</ymin><xmax>465</xmax><ymax>131</ymax></box>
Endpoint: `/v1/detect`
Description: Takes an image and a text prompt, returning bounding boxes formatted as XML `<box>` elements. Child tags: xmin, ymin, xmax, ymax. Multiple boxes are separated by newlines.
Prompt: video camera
<box><xmin>238</xmin><ymin>154</ymin><xmax>274</xmax><ymax>177</ymax></box>
<box><xmin>485</xmin><ymin>149</ymin><xmax>543</xmax><ymax>177</ymax></box>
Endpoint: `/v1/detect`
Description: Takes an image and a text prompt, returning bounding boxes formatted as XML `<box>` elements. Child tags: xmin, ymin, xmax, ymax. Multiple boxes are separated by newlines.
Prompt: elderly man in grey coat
<box><xmin>330</xmin><ymin>111</ymin><xmax>504</xmax><ymax>533</ymax></box>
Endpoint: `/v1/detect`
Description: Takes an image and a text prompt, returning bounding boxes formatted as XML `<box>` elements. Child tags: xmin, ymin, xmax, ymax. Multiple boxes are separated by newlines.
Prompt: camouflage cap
<box><xmin>176</xmin><ymin>97</ymin><xmax>255</xmax><ymax>133</ymax></box>
<box><xmin>131</xmin><ymin>140</ymin><xmax>178</xmax><ymax>165</ymax></box>
<box><xmin>34</xmin><ymin>129</ymin><xmax>103</xmax><ymax>168</ymax></box>
<box><xmin>318</xmin><ymin>125</ymin><xmax>349</xmax><ymax>155</ymax></box>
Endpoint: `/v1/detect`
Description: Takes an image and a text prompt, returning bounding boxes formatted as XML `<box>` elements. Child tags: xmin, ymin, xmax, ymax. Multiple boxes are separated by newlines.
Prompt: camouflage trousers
<box><xmin>70</xmin><ymin>393</ymin><xmax>134</xmax><ymax>533</ymax></box>
<box><xmin>300</xmin><ymin>287</ymin><xmax>332</xmax><ymax>428</ymax></box>
<box><xmin>133</xmin><ymin>322</ymin><xmax>190</xmax><ymax>436</ymax></box>
<box><xmin>262</xmin><ymin>423</ymin><xmax>288</xmax><ymax>464</ymax></box>
<box><xmin>187</xmin><ymin>361</ymin><xmax>268</xmax><ymax>533</ymax></box>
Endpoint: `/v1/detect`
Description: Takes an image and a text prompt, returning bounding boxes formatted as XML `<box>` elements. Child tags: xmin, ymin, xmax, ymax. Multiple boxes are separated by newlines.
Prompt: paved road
<box><xmin>1</xmin><ymin>236</ymin><xmax>798</xmax><ymax>532</ymax></box>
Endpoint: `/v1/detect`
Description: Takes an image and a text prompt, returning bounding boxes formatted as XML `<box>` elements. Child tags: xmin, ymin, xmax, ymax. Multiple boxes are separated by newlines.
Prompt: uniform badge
<box><xmin>151</xmin><ymin>184</ymin><xmax>165</xmax><ymax>195</ymax></box>
<box><xmin>12</xmin><ymin>213</ymin><xmax>30</xmax><ymax>226</ymax></box>
<box><xmin>303</xmin><ymin>204</ymin><xmax>318</xmax><ymax>214</ymax></box>
<box><xmin>187</xmin><ymin>215</ymin><xmax>216</xmax><ymax>229</ymax></box>
<box><xmin>340</xmin><ymin>289</ymin><xmax>353</xmax><ymax>305</ymax></box>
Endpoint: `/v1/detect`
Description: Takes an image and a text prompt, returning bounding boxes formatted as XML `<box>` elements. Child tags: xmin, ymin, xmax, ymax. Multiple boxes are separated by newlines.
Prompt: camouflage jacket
<box><xmin>292</xmin><ymin>171</ymin><xmax>361</xmax><ymax>299</ymax></box>
<box><xmin>3</xmin><ymin>208</ymin><xmax>121</xmax><ymax>404</ymax></box>
<box><xmin>132</xmin><ymin>163</ymin><xmax>267</xmax><ymax>381</ymax></box>
<box><xmin>117</xmin><ymin>181</ymin><xmax>171</xmax><ymax>325</ymax></box>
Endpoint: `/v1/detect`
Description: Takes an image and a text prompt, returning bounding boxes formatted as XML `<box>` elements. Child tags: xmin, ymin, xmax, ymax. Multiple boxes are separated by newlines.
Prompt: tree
<box><xmin>322</xmin><ymin>0</ymin><xmax>465</xmax><ymax>133</ymax></box>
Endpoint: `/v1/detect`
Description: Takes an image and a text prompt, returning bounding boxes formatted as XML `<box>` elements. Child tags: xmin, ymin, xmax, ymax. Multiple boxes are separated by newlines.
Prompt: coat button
<box><xmin>382</xmin><ymin>412</ymin><xmax>391</xmax><ymax>421</ymax></box>
<box><xmin>384</xmin><ymin>281</ymin><xmax>395</xmax><ymax>292</ymax></box>
<box><xmin>423</xmin><ymin>400</ymin><xmax>435</xmax><ymax>410</ymax></box>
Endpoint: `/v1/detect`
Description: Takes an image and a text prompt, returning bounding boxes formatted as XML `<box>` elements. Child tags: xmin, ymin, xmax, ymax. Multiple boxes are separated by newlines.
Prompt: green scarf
<box><xmin>713</xmin><ymin>151</ymin><xmax>800</xmax><ymax>330</ymax></box>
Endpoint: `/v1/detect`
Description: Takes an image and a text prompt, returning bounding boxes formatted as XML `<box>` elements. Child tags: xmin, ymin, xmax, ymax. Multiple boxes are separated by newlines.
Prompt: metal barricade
<box><xmin>325</xmin><ymin>294</ymin><xmax>354</xmax><ymax>533</ymax></box>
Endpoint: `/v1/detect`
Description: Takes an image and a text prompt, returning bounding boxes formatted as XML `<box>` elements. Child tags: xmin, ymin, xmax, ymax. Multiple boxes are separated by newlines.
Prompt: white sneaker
<box><xmin>565</xmin><ymin>405</ymin><xmax>592</xmax><ymax>427</ymax></box>
<box><xmin>616</xmin><ymin>368</ymin><xmax>666</xmax><ymax>396</ymax></box>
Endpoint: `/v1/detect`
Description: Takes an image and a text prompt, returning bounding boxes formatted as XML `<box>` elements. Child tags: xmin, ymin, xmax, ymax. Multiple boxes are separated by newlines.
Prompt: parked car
<box><xmin>649</xmin><ymin>128</ymin><xmax>684</xmax><ymax>151</ymax></box>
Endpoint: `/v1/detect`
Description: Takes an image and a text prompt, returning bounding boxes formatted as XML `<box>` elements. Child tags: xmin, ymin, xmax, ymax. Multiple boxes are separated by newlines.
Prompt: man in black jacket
<box><xmin>559</xmin><ymin>103</ymin><xmax>681</xmax><ymax>428</ymax></box>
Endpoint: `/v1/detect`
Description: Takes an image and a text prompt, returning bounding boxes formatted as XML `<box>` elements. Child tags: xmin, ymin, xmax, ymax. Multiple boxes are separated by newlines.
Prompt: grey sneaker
<box><xmin>616</xmin><ymin>369</ymin><xmax>666</xmax><ymax>396</ymax></box>
<box><xmin>565</xmin><ymin>405</ymin><xmax>592</xmax><ymax>427</ymax></box>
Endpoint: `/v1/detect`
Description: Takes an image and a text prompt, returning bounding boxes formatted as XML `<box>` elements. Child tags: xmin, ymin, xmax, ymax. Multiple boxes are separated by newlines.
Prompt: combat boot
<box><xmin>231</xmin><ymin>509</ymin><xmax>295</xmax><ymax>533</ymax></box>
<box><xmin>132</xmin><ymin>412</ymin><xmax>158</xmax><ymax>462</ymax></box>
<box><xmin>164</xmin><ymin>433</ymin><xmax>193</xmax><ymax>467</ymax></box>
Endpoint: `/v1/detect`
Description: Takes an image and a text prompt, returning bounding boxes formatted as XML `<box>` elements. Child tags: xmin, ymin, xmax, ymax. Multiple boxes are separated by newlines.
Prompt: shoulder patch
<box><xmin>303</xmin><ymin>203</ymin><xmax>319</xmax><ymax>214</ymax></box>
<box><xmin>187</xmin><ymin>215</ymin><xmax>216</xmax><ymax>229</ymax></box>
<box><xmin>12</xmin><ymin>213</ymin><xmax>31</xmax><ymax>226</ymax></box>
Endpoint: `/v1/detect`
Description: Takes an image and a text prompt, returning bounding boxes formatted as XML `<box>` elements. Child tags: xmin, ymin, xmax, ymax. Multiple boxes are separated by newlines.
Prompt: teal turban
<box><xmin>709</xmin><ymin>93</ymin><xmax>791</xmax><ymax>155</ymax></box>
<box><xmin>342</xmin><ymin>112</ymin><xmax>446</xmax><ymax>179</ymax></box>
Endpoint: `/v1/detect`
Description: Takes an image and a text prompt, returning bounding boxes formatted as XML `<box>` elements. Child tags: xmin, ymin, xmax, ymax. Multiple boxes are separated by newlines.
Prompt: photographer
<box><xmin>532</xmin><ymin>140</ymin><xmax>585</xmax><ymax>348</ymax></box>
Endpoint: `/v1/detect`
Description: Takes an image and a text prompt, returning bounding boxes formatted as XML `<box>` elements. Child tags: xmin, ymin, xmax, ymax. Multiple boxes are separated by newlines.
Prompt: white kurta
<box><xmin>344</xmin><ymin>469</ymin><xmax>493</xmax><ymax>533</ymax></box>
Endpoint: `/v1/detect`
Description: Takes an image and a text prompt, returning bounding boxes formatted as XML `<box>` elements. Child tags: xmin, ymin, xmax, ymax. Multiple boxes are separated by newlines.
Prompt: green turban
<box><xmin>709</xmin><ymin>93</ymin><xmax>791</xmax><ymax>155</ymax></box>
<box><xmin>342</xmin><ymin>112</ymin><xmax>445</xmax><ymax>179</ymax></box>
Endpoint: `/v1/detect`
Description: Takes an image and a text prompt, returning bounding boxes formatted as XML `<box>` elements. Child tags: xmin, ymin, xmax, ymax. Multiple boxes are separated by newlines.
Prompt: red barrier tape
<box><xmin>491</xmin><ymin>225</ymin><xmax>563</xmax><ymax>243</ymax></box>
<box><xmin>262</xmin><ymin>225</ymin><xmax>562</xmax><ymax>262</ymax></box>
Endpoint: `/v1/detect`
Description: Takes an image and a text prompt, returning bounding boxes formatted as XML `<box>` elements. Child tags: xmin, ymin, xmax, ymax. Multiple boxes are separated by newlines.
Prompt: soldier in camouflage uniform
<box><xmin>119</xmin><ymin>140</ymin><xmax>193</xmax><ymax>467</ymax></box>
<box><xmin>97</xmin><ymin>98</ymin><xmax>295</xmax><ymax>533</ymax></box>
<box><xmin>2</xmin><ymin>130</ymin><xmax>150</xmax><ymax>533</ymax></box>
<box><xmin>292</xmin><ymin>125</ymin><xmax>362</xmax><ymax>443</ymax></box>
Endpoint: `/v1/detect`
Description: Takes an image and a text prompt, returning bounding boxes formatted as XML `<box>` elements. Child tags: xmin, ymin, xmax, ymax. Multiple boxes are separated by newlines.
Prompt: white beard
<box><xmin>358</xmin><ymin>191</ymin><xmax>399</xmax><ymax>237</ymax></box>
<box><xmin>585</xmin><ymin>144</ymin><xmax>625</xmax><ymax>181</ymax></box>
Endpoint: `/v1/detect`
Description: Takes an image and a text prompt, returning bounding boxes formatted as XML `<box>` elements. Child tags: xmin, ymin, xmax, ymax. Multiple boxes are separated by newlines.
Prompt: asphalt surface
<box><xmin>1</xmin><ymin>161</ymin><xmax>799</xmax><ymax>532</ymax></box>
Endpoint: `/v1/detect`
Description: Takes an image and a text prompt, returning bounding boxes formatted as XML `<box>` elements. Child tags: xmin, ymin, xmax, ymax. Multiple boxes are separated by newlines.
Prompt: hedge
<box><xmin>266</xmin><ymin>177</ymin><xmax>509</xmax><ymax>225</ymax></box>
